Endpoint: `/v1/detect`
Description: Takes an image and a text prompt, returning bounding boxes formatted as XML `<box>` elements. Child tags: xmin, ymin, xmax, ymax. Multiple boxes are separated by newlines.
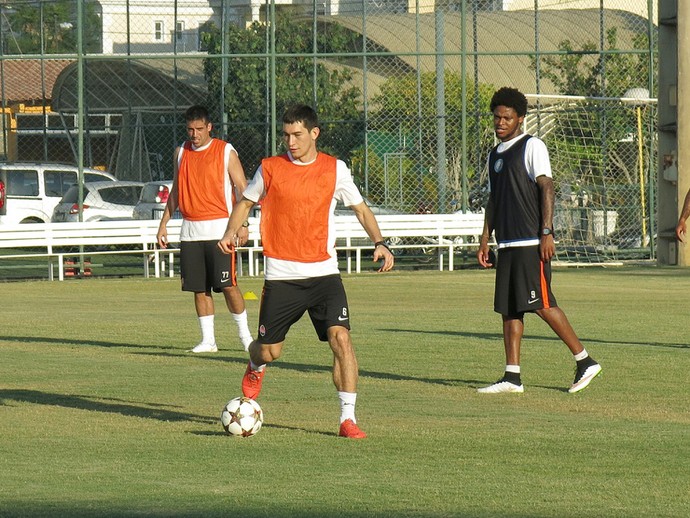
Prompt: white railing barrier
<box><xmin>0</xmin><ymin>213</ymin><xmax>489</xmax><ymax>280</ymax></box>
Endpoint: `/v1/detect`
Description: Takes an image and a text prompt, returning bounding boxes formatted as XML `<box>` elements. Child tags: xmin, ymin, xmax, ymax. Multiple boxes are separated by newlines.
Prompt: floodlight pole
<box><xmin>635</xmin><ymin>105</ymin><xmax>647</xmax><ymax>246</ymax></box>
<box><xmin>625</xmin><ymin>87</ymin><xmax>650</xmax><ymax>251</ymax></box>
<box><xmin>435</xmin><ymin>10</ymin><xmax>447</xmax><ymax>213</ymax></box>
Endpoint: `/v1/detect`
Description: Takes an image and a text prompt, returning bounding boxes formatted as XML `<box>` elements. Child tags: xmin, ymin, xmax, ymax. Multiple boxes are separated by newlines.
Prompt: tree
<box><xmin>530</xmin><ymin>29</ymin><xmax>656</xmax><ymax>241</ymax></box>
<box><xmin>356</xmin><ymin>71</ymin><xmax>494</xmax><ymax>213</ymax></box>
<box><xmin>537</xmin><ymin>29</ymin><xmax>654</xmax><ymax>99</ymax></box>
<box><xmin>3</xmin><ymin>1</ymin><xmax>102</xmax><ymax>54</ymax></box>
<box><xmin>201</xmin><ymin>11</ymin><xmax>363</xmax><ymax>175</ymax></box>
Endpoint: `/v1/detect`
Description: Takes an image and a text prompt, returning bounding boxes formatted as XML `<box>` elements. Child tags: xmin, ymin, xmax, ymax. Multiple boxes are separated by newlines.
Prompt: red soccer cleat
<box><xmin>241</xmin><ymin>362</ymin><xmax>265</xmax><ymax>399</ymax></box>
<box><xmin>338</xmin><ymin>419</ymin><xmax>367</xmax><ymax>439</ymax></box>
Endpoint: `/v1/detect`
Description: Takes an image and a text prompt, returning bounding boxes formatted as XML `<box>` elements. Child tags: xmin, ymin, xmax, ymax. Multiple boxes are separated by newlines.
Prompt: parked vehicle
<box><xmin>133</xmin><ymin>181</ymin><xmax>178</xmax><ymax>220</ymax></box>
<box><xmin>0</xmin><ymin>168</ymin><xmax>6</xmax><ymax>218</ymax></box>
<box><xmin>0</xmin><ymin>162</ymin><xmax>116</xmax><ymax>225</ymax></box>
<box><xmin>52</xmin><ymin>181</ymin><xmax>144</xmax><ymax>222</ymax></box>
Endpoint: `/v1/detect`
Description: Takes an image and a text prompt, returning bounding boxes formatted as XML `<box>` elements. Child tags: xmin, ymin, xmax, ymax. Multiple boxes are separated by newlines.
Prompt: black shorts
<box><xmin>256</xmin><ymin>274</ymin><xmax>350</xmax><ymax>344</ymax></box>
<box><xmin>494</xmin><ymin>246</ymin><xmax>558</xmax><ymax>317</ymax></box>
<box><xmin>180</xmin><ymin>240</ymin><xmax>237</xmax><ymax>293</ymax></box>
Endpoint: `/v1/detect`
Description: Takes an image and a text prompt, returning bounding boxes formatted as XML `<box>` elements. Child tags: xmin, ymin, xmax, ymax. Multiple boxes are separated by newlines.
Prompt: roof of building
<box><xmin>51</xmin><ymin>59</ymin><xmax>207</xmax><ymax>112</ymax></box>
<box><xmin>0</xmin><ymin>59</ymin><xmax>74</xmax><ymax>104</ymax></box>
<box><xmin>0</xmin><ymin>9</ymin><xmax>652</xmax><ymax>111</ymax></box>
<box><xmin>325</xmin><ymin>8</ymin><xmax>652</xmax><ymax>96</ymax></box>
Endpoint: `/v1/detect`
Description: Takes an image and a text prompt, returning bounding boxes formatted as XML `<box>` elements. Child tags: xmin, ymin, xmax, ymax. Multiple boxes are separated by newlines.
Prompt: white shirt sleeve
<box><xmin>243</xmin><ymin>165</ymin><xmax>265</xmax><ymax>203</ymax></box>
<box><xmin>224</xmin><ymin>142</ymin><xmax>237</xmax><ymax>166</ymax></box>
<box><xmin>524</xmin><ymin>137</ymin><xmax>552</xmax><ymax>181</ymax></box>
<box><xmin>333</xmin><ymin>159</ymin><xmax>364</xmax><ymax>207</ymax></box>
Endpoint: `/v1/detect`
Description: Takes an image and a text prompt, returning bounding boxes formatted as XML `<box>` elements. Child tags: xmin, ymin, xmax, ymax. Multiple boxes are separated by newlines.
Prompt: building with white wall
<box><xmin>97</xmin><ymin>0</ymin><xmax>422</xmax><ymax>52</ymax></box>
<box><xmin>502</xmin><ymin>0</ymin><xmax>656</xmax><ymax>23</ymax></box>
<box><xmin>96</xmin><ymin>0</ymin><xmax>658</xmax><ymax>54</ymax></box>
<box><xmin>98</xmin><ymin>0</ymin><xmax>220</xmax><ymax>54</ymax></box>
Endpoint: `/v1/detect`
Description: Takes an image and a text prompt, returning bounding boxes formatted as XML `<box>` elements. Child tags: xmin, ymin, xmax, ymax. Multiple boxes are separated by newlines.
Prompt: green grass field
<box><xmin>1</xmin><ymin>268</ymin><xmax>688</xmax><ymax>517</ymax></box>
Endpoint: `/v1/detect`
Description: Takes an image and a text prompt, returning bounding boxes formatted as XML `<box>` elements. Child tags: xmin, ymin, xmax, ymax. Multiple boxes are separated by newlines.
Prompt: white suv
<box><xmin>0</xmin><ymin>163</ymin><xmax>116</xmax><ymax>225</ymax></box>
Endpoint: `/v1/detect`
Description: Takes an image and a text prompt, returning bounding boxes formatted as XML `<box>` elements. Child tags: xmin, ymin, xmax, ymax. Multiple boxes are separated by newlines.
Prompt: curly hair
<box><xmin>490</xmin><ymin>87</ymin><xmax>528</xmax><ymax>117</ymax></box>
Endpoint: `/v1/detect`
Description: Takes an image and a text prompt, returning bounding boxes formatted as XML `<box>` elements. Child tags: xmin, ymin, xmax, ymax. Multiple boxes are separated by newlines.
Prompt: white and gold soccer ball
<box><xmin>220</xmin><ymin>397</ymin><xmax>264</xmax><ymax>437</ymax></box>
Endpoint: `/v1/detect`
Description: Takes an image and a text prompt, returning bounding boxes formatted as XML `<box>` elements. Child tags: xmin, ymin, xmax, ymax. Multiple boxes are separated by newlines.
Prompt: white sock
<box><xmin>338</xmin><ymin>391</ymin><xmax>357</xmax><ymax>424</ymax></box>
<box><xmin>574</xmin><ymin>349</ymin><xmax>589</xmax><ymax>361</ymax></box>
<box><xmin>505</xmin><ymin>364</ymin><xmax>521</xmax><ymax>374</ymax></box>
<box><xmin>198</xmin><ymin>315</ymin><xmax>215</xmax><ymax>345</ymax></box>
<box><xmin>232</xmin><ymin>310</ymin><xmax>252</xmax><ymax>338</ymax></box>
<box><xmin>249</xmin><ymin>360</ymin><xmax>266</xmax><ymax>372</ymax></box>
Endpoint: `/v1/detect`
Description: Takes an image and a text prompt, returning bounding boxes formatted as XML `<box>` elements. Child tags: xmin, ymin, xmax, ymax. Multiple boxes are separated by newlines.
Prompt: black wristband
<box><xmin>374</xmin><ymin>240</ymin><xmax>391</xmax><ymax>252</ymax></box>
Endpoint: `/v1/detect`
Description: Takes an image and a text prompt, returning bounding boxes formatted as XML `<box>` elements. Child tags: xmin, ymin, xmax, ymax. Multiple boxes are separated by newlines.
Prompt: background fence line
<box><xmin>0</xmin><ymin>1</ymin><xmax>657</xmax><ymax>277</ymax></box>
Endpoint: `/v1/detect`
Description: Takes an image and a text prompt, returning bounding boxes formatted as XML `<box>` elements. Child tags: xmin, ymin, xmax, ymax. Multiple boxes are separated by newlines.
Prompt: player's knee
<box><xmin>222</xmin><ymin>285</ymin><xmax>241</xmax><ymax>299</ymax></box>
<box><xmin>328</xmin><ymin>328</ymin><xmax>354</xmax><ymax>356</ymax></box>
<box><xmin>536</xmin><ymin>306</ymin><xmax>563</xmax><ymax>323</ymax></box>
<box><xmin>255</xmin><ymin>342</ymin><xmax>283</xmax><ymax>363</ymax></box>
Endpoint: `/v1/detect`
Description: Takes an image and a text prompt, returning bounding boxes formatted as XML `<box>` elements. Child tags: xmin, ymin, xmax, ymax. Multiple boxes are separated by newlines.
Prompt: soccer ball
<box><xmin>220</xmin><ymin>397</ymin><xmax>264</xmax><ymax>437</ymax></box>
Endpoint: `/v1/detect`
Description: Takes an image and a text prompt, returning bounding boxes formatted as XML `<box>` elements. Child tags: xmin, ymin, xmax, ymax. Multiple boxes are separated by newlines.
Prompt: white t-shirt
<box><xmin>244</xmin><ymin>152</ymin><xmax>363</xmax><ymax>280</ymax></box>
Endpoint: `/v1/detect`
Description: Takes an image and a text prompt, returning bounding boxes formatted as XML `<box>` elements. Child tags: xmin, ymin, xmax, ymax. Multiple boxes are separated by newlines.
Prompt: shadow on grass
<box><xmin>191</xmin><ymin>422</ymin><xmax>337</xmax><ymax>438</ymax></box>
<box><xmin>4</xmin><ymin>327</ymin><xmax>686</xmax><ymax>351</ymax></box>
<box><xmin>0</xmin><ymin>389</ymin><xmax>215</xmax><ymax>424</ymax></box>
<box><xmin>133</xmin><ymin>350</ymin><xmax>485</xmax><ymax>389</ymax></box>
<box><xmin>0</xmin><ymin>503</ymin><xmax>517</xmax><ymax>518</ymax></box>
<box><xmin>380</xmin><ymin>328</ymin><xmax>689</xmax><ymax>349</ymax></box>
<box><xmin>0</xmin><ymin>334</ymin><xmax>178</xmax><ymax>350</ymax></box>
<box><xmin>4</xmin><ymin>330</ymin><xmax>686</xmax><ymax>356</ymax></box>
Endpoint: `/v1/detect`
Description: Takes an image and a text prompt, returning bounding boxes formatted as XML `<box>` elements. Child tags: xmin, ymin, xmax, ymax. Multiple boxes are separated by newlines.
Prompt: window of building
<box><xmin>154</xmin><ymin>21</ymin><xmax>164</xmax><ymax>41</ymax></box>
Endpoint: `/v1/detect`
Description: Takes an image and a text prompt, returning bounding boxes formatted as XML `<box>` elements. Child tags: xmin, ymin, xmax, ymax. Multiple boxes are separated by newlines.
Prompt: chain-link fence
<box><xmin>528</xmin><ymin>94</ymin><xmax>657</xmax><ymax>263</ymax></box>
<box><xmin>0</xmin><ymin>0</ymin><xmax>657</xmax><ymax>277</ymax></box>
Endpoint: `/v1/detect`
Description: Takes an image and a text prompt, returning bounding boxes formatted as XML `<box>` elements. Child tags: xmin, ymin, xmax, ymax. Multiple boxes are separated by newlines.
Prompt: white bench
<box><xmin>334</xmin><ymin>212</ymin><xmax>487</xmax><ymax>273</ymax></box>
<box><xmin>0</xmin><ymin>218</ymin><xmax>267</xmax><ymax>280</ymax></box>
<box><xmin>0</xmin><ymin>212</ymin><xmax>487</xmax><ymax>280</ymax></box>
<box><xmin>0</xmin><ymin>219</ymin><xmax>183</xmax><ymax>280</ymax></box>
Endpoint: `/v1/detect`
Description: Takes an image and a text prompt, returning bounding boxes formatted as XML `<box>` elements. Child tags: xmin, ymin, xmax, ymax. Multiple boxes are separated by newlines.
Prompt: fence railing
<box><xmin>0</xmin><ymin>1</ymin><xmax>657</xmax><ymax>267</ymax></box>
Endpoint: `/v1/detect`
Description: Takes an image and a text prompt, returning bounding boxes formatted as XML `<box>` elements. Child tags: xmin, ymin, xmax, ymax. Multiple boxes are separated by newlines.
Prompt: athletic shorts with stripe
<box><xmin>180</xmin><ymin>240</ymin><xmax>238</xmax><ymax>293</ymax></box>
<box><xmin>494</xmin><ymin>245</ymin><xmax>558</xmax><ymax>317</ymax></box>
<box><xmin>256</xmin><ymin>274</ymin><xmax>351</xmax><ymax>344</ymax></box>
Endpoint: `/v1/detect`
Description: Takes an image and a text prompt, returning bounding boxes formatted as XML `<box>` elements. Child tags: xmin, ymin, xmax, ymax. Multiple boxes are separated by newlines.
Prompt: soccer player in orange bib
<box><xmin>218</xmin><ymin>105</ymin><xmax>394</xmax><ymax>438</ymax></box>
<box><xmin>157</xmin><ymin>105</ymin><xmax>253</xmax><ymax>354</ymax></box>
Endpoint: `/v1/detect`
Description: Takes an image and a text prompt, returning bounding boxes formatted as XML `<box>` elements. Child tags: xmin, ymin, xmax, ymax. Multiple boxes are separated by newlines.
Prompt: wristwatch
<box><xmin>374</xmin><ymin>240</ymin><xmax>392</xmax><ymax>252</ymax></box>
<box><xmin>242</xmin><ymin>220</ymin><xmax>250</xmax><ymax>228</ymax></box>
<box><xmin>541</xmin><ymin>228</ymin><xmax>553</xmax><ymax>237</ymax></box>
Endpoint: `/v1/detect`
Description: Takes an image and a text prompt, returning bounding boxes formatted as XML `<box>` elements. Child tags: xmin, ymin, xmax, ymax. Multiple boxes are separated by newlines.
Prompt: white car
<box><xmin>133</xmin><ymin>181</ymin><xmax>179</xmax><ymax>220</ymax></box>
<box><xmin>52</xmin><ymin>181</ymin><xmax>144</xmax><ymax>222</ymax></box>
<box><xmin>0</xmin><ymin>163</ymin><xmax>116</xmax><ymax>225</ymax></box>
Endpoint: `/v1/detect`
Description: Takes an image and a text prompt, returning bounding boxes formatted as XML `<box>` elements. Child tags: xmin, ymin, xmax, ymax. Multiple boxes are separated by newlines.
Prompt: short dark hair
<box><xmin>490</xmin><ymin>87</ymin><xmax>528</xmax><ymax>117</ymax></box>
<box><xmin>283</xmin><ymin>104</ymin><xmax>319</xmax><ymax>131</ymax></box>
<box><xmin>185</xmin><ymin>105</ymin><xmax>211</xmax><ymax>123</ymax></box>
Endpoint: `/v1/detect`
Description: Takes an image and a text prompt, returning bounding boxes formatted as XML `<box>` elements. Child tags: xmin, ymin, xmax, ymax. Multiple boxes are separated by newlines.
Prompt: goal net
<box><xmin>525</xmin><ymin>93</ymin><xmax>657</xmax><ymax>264</ymax></box>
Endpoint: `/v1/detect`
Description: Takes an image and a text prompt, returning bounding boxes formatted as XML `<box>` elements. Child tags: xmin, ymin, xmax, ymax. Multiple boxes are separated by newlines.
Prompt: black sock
<box><xmin>576</xmin><ymin>356</ymin><xmax>597</xmax><ymax>368</ymax></box>
<box><xmin>502</xmin><ymin>371</ymin><xmax>521</xmax><ymax>385</ymax></box>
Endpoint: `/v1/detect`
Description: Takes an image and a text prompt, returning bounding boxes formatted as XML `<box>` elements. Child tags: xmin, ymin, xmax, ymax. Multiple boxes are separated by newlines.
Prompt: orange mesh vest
<box><xmin>260</xmin><ymin>153</ymin><xmax>337</xmax><ymax>262</ymax></box>
<box><xmin>177</xmin><ymin>139</ymin><xmax>229</xmax><ymax>221</ymax></box>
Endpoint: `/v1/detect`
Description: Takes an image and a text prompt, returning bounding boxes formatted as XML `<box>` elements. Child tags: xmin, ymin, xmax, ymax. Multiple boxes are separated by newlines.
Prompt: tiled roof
<box><xmin>0</xmin><ymin>59</ymin><xmax>74</xmax><ymax>103</ymax></box>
